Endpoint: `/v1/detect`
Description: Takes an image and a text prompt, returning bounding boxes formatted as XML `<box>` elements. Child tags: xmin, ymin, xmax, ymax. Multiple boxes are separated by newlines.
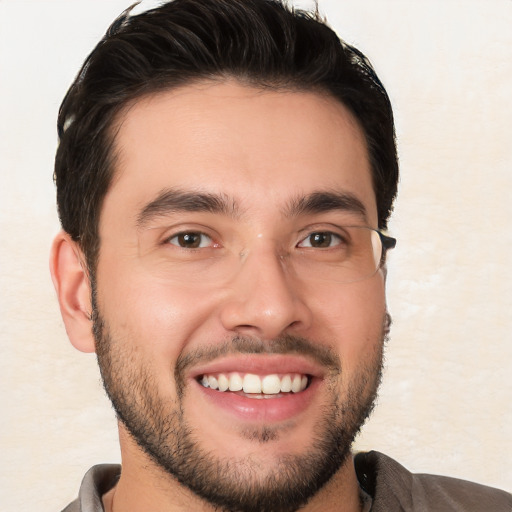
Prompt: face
<box><xmin>93</xmin><ymin>81</ymin><xmax>387</xmax><ymax>512</ymax></box>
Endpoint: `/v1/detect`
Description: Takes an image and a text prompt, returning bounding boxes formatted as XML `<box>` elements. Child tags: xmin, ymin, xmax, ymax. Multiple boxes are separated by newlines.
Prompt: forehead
<box><xmin>103</xmin><ymin>80</ymin><xmax>377</xmax><ymax>229</ymax></box>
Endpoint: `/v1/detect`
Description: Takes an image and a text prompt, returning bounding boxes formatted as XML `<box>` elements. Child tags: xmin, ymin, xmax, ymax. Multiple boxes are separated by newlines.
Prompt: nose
<box><xmin>219</xmin><ymin>248</ymin><xmax>313</xmax><ymax>340</ymax></box>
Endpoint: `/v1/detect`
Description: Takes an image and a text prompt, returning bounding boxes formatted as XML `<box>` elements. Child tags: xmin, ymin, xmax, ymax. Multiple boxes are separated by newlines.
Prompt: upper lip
<box><xmin>188</xmin><ymin>353</ymin><xmax>326</xmax><ymax>380</ymax></box>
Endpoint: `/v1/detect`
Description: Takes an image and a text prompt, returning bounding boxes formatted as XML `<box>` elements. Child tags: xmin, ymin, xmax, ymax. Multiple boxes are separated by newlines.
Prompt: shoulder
<box><xmin>354</xmin><ymin>451</ymin><xmax>512</xmax><ymax>511</ymax></box>
<box><xmin>61</xmin><ymin>500</ymin><xmax>79</xmax><ymax>512</ymax></box>
<box><xmin>61</xmin><ymin>464</ymin><xmax>121</xmax><ymax>512</ymax></box>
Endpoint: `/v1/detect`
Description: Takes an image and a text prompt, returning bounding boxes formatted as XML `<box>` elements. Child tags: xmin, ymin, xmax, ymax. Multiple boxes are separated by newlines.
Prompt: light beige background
<box><xmin>1</xmin><ymin>1</ymin><xmax>511</xmax><ymax>510</ymax></box>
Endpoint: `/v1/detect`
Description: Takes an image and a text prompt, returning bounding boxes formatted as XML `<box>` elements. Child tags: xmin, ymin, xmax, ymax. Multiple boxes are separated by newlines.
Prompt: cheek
<box><xmin>309</xmin><ymin>275</ymin><xmax>386</xmax><ymax>360</ymax></box>
<box><xmin>95</xmin><ymin>262</ymin><xmax>222</xmax><ymax>361</ymax></box>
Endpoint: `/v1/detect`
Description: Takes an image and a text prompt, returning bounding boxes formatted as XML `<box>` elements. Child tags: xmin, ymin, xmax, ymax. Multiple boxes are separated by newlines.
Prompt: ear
<box><xmin>50</xmin><ymin>231</ymin><xmax>96</xmax><ymax>353</ymax></box>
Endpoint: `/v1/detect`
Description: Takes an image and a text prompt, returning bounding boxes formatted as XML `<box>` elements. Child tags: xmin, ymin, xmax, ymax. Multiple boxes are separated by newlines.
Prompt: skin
<box><xmin>51</xmin><ymin>81</ymin><xmax>388</xmax><ymax>512</ymax></box>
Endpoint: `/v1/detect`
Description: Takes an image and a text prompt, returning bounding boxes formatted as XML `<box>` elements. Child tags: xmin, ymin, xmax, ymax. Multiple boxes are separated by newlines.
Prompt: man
<box><xmin>49</xmin><ymin>0</ymin><xmax>511</xmax><ymax>511</ymax></box>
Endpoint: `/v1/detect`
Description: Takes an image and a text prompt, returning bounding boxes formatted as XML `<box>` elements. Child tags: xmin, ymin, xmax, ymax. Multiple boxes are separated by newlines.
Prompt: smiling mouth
<box><xmin>198</xmin><ymin>372</ymin><xmax>311</xmax><ymax>397</ymax></box>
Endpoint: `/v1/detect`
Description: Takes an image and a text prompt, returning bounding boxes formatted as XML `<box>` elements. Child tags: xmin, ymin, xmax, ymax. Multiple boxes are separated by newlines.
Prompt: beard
<box><xmin>92</xmin><ymin>297</ymin><xmax>387</xmax><ymax>512</ymax></box>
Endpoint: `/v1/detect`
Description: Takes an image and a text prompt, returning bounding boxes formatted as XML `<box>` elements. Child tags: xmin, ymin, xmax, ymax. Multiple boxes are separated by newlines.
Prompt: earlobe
<box><xmin>49</xmin><ymin>231</ymin><xmax>96</xmax><ymax>353</ymax></box>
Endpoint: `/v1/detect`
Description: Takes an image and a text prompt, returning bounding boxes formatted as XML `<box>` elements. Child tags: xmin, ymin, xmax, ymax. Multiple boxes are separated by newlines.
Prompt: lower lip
<box><xmin>193</xmin><ymin>378</ymin><xmax>320</xmax><ymax>423</ymax></box>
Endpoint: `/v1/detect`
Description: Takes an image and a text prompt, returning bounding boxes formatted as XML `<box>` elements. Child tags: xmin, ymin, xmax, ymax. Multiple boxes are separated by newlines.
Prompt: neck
<box><xmin>105</xmin><ymin>426</ymin><xmax>363</xmax><ymax>512</ymax></box>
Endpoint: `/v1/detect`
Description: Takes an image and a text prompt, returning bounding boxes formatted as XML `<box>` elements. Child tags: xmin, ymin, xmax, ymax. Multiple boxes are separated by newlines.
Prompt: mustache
<box><xmin>175</xmin><ymin>334</ymin><xmax>341</xmax><ymax>380</ymax></box>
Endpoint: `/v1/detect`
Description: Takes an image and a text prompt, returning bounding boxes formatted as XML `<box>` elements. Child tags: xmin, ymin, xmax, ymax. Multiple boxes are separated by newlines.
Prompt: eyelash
<box><xmin>166</xmin><ymin>231</ymin><xmax>215</xmax><ymax>249</ymax></box>
<box><xmin>297</xmin><ymin>231</ymin><xmax>344</xmax><ymax>249</ymax></box>
<box><xmin>164</xmin><ymin>229</ymin><xmax>346</xmax><ymax>251</ymax></box>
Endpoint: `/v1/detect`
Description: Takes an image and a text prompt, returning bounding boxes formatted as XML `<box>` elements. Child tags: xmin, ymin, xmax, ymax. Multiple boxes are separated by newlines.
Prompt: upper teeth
<box><xmin>200</xmin><ymin>373</ymin><xmax>309</xmax><ymax>394</ymax></box>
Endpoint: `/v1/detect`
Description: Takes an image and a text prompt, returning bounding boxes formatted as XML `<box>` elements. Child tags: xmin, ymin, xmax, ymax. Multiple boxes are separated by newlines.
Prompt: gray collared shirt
<box><xmin>61</xmin><ymin>452</ymin><xmax>512</xmax><ymax>511</ymax></box>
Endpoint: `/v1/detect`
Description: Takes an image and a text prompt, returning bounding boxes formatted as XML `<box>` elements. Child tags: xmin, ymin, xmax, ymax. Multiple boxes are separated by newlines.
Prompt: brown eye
<box><xmin>299</xmin><ymin>232</ymin><xmax>341</xmax><ymax>248</ymax></box>
<box><xmin>311</xmin><ymin>232</ymin><xmax>331</xmax><ymax>248</ymax></box>
<box><xmin>168</xmin><ymin>232</ymin><xmax>211</xmax><ymax>248</ymax></box>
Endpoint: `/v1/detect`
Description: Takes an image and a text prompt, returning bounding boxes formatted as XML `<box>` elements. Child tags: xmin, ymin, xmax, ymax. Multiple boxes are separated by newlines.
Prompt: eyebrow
<box><xmin>136</xmin><ymin>188</ymin><xmax>368</xmax><ymax>229</ymax></box>
<box><xmin>137</xmin><ymin>188</ymin><xmax>240</xmax><ymax>228</ymax></box>
<box><xmin>284</xmin><ymin>191</ymin><xmax>368</xmax><ymax>221</ymax></box>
